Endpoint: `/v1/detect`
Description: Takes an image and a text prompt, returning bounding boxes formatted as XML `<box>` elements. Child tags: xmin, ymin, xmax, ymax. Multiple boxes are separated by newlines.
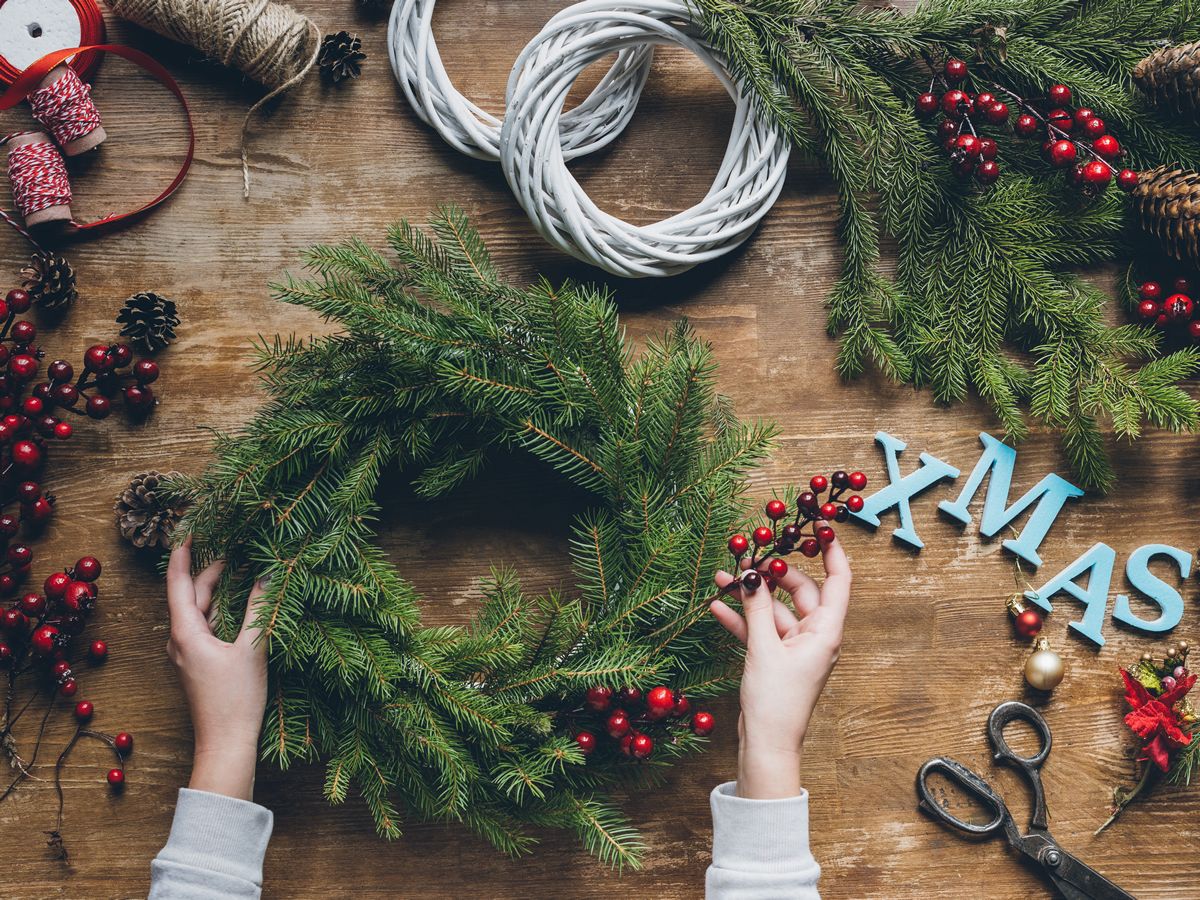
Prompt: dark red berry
<box><xmin>1</xmin><ymin>607</ymin><xmax>25</xmax><ymax>631</ymax></box>
<box><xmin>630</xmin><ymin>732</ymin><xmax>654</xmax><ymax>760</ymax></box>
<box><xmin>124</xmin><ymin>385</ymin><xmax>155</xmax><ymax>411</ymax></box>
<box><xmin>943</xmin><ymin>58</ymin><xmax>968</xmax><ymax>82</ymax></box>
<box><xmin>847</xmin><ymin>471</ymin><xmax>868</xmax><ymax>491</ymax></box>
<box><xmin>8</xmin><ymin>354</ymin><xmax>37</xmax><ymax>381</ymax></box>
<box><xmin>1093</xmin><ymin>135</ymin><xmax>1121</xmax><ymax>159</ymax></box>
<box><xmin>21</xmin><ymin>397</ymin><xmax>41</xmax><ymax>417</ymax></box>
<box><xmin>975</xmin><ymin>161</ymin><xmax>1000</xmax><ymax>185</ymax></box>
<box><xmin>617</xmin><ymin>687</ymin><xmax>642</xmax><ymax>706</ymax></box>
<box><xmin>1140</xmin><ymin>281</ymin><xmax>1163</xmax><ymax>302</ymax></box>
<box><xmin>1014</xmin><ymin>114</ymin><xmax>1039</xmax><ymax>137</ymax></box>
<box><xmin>134</xmin><ymin>360</ymin><xmax>160</xmax><ymax>384</ymax></box>
<box><xmin>7</xmin><ymin>544</ymin><xmax>31</xmax><ymax>567</ymax></box>
<box><xmin>107</xmin><ymin>768</ymin><xmax>125</xmax><ymax>788</ymax></box>
<box><xmin>797</xmin><ymin>491</ymin><xmax>818</xmax><ymax>511</ymax></box>
<box><xmin>606</xmin><ymin>710</ymin><xmax>631</xmax><ymax>739</ymax></box>
<box><xmin>941</xmin><ymin>89</ymin><xmax>970</xmax><ymax>118</ymax></box>
<box><xmin>1048</xmin><ymin>140</ymin><xmax>1077</xmax><ymax>167</ymax></box>
<box><xmin>11</xmin><ymin>440</ymin><xmax>40</xmax><ymax>470</ymax></box>
<box><xmin>816</xmin><ymin>525</ymin><xmax>836</xmax><ymax>544</ymax></box>
<box><xmin>74</xmin><ymin>556</ymin><xmax>101</xmax><ymax>582</ymax></box>
<box><xmin>1048</xmin><ymin>84</ymin><xmax>1072</xmax><ymax>105</ymax></box>
<box><xmin>765</xmin><ymin>499</ymin><xmax>788</xmax><ymax>521</ymax></box>
<box><xmin>1046</xmin><ymin>108</ymin><xmax>1073</xmax><ymax>133</ymax></box>
<box><xmin>767</xmin><ymin>558</ymin><xmax>788</xmax><ymax>579</ymax></box>
<box><xmin>978</xmin><ymin>137</ymin><xmax>998</xmax><ymax>161</ymax></box>
<box><xmin>59</xmin><ymin>677</ymin><xmax>78</xmax><ymax>697</ymax></box>
<box><xmin>0</xmin><ymin>642</ymin><xmax>11</xmax><ymax>665</ymax></box>
<box><xmin>111</xmin><ymin>344</ymin><xmax>133</xmax><ymax>367</ymax></box>
<box><xmin>63</xmin><ymin>580</ymin><xmax>91</xmax><ymax>612</ymax></box>
<box><xmin>89</xmin><ymin>639</ymin><xmax>108</xmax><ymax>662</ymax></box>
<box><xmin>1138</xmin><ymin>299</ymin><xmax>1161</xmax><ymax>320</ymax></box>
<box><xmin>114</xmin><ymin>732</ymin><xmax>133</xmax><ymax>754</ymax></box>
<box><xmin>574</xmin><ymin>730</ymin><xmax>596</xmax><ymax>755</ymax></box>
<box><xmin>585</xmin><ymin>685</ymin><xmax>613</xmax><ymax>711</ymax></box>
<box><xmin>74</xmin><ymin>699</ymin><xmax>93</xmax><ymax>722</ymax></box>
<box><xmin>819</xmin><ymin>502</ymin><xmax>838</xmax><ymax>520</ymax></box>
<box><xmin>983</xmin><ymin>101</ymin><xmax>1008</xmax><ymax>124</ymax></box>
<box><xmin>799</xmin><ymin>539</ymin><xmax>820</xmax><ymax>558</ymax></box>
<box><xmin>31</xmin><ymin>624</ymin><xmax>58</xmax><ymax>654</ymax></box>
<box><xmin>5</xmin><ymin>289</ymin><xmax>29</xmax><ymax>313</ymax></box>
<box><xmin>10</xmin><ymin>321</ymin><xmax>34</xmax><ymax>344</ymax></box>
<box><xmin>953</xmin><ymin>133</ymin><xmax>981</xmax><ymax>157</ymax></box>
<box><xmin>26</xmin><ymin>496</ymin><xmax>53</xmax><ymax>522</ymax></box>
<box><xmin>752</xmin><ymin>526</ymin><xmax>773</xmax><ymax>546</ymax></box>
<box><xmin>740</xmin><ymin>570</ymin><xmax>762</xmax><ymax>591</ymax></box>
<box><xmin>47</xmin><ymin>359</ymin><xmax>72</xmax><ymax>382</ymax></box>
<box><xmin>1117</xmin><ymin>169</ymin><xmax>1139</xmax><ymax>192</ymax></box>
<box><xmin>846</xmin><ymin>495</ymin><xmax>865</xmax><ymax>513</ymax></box>
<box><xmin>691</xmin><ymin>711</ymin><xmax>715</xmax><ymax>736</ymax></box>
<box><xmin>85</xmin><ymin>395</ymin><xmax>111</xmax><ymax>420</ymax></box>
<box><xmin>645</xmin><ymin>686</ymin><xmax>674</xmax><ymax>719</ymax></box>
<box><xmin>17</xmin><ymin>592</ymin><xmax>43</xmax><ymax>616</ymax></box>
<box><xmin>937</xmin><ymin>119</ymin><xmax>959</xmax><ymax>142</ymax></box>
<box><xmin>809</xmin><ymin>475</ymin><xmax>828</xmax><ymax>493</ymax></box>
<box><xmin>1072</xmin><ymin>107</ymin><xmax>1096</xmax><ymax>127</ymax></box>
<box><xmin>1081</xmin><ymin>160</ymin><xmax>1112</xmax><ymax>187</ymax></box>
<box><xmin>1081</xmin><ymin>117</ymin><xmax>1106</xmax><ymax>139</ymax></box>
<box><xmin>915</xmin><ymin>92</ymin><xmax>939</xmax><ymax>117</ymax></box>
<box><xmin>84</xmin><ymin>345</ymin><xmax>113</xmax><ymax>373</ymax></box>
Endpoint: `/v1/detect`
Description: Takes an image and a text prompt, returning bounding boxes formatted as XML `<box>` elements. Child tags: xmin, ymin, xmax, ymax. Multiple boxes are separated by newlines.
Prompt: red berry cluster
<box><xmin>1006</xmin><ymin>83</ymin><xmax>1138</xmax><ymax>193</ymax></box>
<box><xmin>915</xmin><ymin>59</ymin><xmax>1139</xmax><ymax>194</ymax></box>
<box><xmin>572</xmin><ymin>685</ymin><xmax>714</xmax><ymax>762</ymax></box>
<box><xmin>0</xmin><ymin>556</ymin><xmax>132</xmax><ymax>804</ymax></box>
<box><xmin>1134</xmin><ymin>277</ymin><xmax>1200</xmax><ymax>342</ymax></box>
<box><xmin>725</xmin><ymin>470</ymin><xmax>867</xmax><ymax>591</ymax></box>
<box><xmin>915</xmin><ymin>58</ymin><xmax>1006</xmax><ymax>186</ymax></box>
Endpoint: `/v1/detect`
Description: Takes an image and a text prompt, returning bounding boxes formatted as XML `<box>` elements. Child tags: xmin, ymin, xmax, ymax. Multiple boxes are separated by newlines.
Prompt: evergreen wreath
<box><xmin>167</xmin><ymin>209</ymin><xmax>776</xmax><ymax>866</ymax></box>
<box><xmin>693</xmin><ymin>0</ymin><xmax>1200</xmax><ymax>489</ymax></box>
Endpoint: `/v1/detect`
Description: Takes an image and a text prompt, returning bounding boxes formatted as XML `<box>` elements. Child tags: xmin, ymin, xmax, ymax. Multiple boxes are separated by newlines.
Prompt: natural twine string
<box><xmin>106</xmin><ymin>0</ymin><xmax>320</xmax><ymax>196</ymax></box>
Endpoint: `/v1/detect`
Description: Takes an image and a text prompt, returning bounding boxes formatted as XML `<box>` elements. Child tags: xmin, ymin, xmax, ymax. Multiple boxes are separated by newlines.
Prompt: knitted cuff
<box><xmin>157</xmin><ymin>788</ymin><xmax>274</xmax><ymax>885</ymax></box>
<box><xmin>709</xmin><ymin>781</ymin><xmax>821</xmax><ymax>876</ymax></box>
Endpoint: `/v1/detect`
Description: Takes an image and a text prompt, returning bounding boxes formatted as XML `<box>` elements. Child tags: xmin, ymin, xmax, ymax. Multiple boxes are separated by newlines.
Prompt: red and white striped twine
<box><xmin>28</xmin><ymin>67</ymin><xmax>102</xmax><ymax>147</ymax></box>
<box><xmin>7</xmin><ymin>134</ymin><xmax>71</xmax><ymax>216</ymax></box>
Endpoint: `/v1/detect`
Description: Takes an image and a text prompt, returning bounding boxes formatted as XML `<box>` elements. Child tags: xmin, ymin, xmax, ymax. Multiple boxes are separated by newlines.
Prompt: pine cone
<box><xmin>1134</xmin><ymin>41</ymin><xmax>1200</xmax><ymax>116</ymax></box>
<box><xmin>1131</xmin><ymin>165</ymin><xmax>1200</xmax><ymax>262</ymax></box>
<box><xmin>319</xmin><ymin>31</ymin><xmax>366</xmax><ymax>83</ymax></box>
<box><xmin>116</xmin><ymin>291</ymin><xmax>179</xmax><ymax>352</ymax></box>
<box><xmin>115</xmin><ymin>471</ymin><xmax>185</xmax><ymax>550</ymax></box>
<box><xmin>20</xmin><ymin>252</ymin><xmax>77</xmax><ymax>311</ymax></box>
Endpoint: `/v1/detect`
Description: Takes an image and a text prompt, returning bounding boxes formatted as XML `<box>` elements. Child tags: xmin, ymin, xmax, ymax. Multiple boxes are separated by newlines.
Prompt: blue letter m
<box><xmin>937</xmin><ymin>432</ymin><xmax>1084</xmax><ymax>567</ymax></box>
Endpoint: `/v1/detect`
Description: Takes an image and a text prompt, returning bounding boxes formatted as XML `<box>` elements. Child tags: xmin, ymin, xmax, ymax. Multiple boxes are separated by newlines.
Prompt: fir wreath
<box><xmin>167</xmin><ymin>209</ymin><xmax>776</xmax><ymax>866</ymax></box>
<box><xmin>693</xmin><ymin>0</ymin><xmax>1200</xmax><ymax>489</ymax></box>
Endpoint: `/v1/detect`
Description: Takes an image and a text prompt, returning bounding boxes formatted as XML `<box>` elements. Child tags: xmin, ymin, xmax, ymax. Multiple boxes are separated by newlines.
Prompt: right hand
<box><xmin>710</xmin><ymin>535</ymin><xmax>852</xmax><ymax>799</ymax></box>
<box><xmin>166</xmin><ymin>538</ymin><xmax>270</xmax><ymax>801</ymax></box>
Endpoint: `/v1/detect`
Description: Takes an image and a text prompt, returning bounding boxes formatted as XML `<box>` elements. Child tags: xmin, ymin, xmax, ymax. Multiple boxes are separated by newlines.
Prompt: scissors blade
<box><xmin>1046</xmin><ymin>849</ymin><xmax>1137</xmax><ymax>900</ymax></box>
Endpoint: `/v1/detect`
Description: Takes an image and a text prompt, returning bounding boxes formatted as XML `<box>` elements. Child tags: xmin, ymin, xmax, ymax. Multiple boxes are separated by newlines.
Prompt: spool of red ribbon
<box><xmin>0</xmin><ymin>0</ymin><xmax>104</xmax><ymax>86</ymax></box>
<box><xmin>0</xmin><ymin>44</ymin><xmax>194</xmax><ymax>242</ymax></box>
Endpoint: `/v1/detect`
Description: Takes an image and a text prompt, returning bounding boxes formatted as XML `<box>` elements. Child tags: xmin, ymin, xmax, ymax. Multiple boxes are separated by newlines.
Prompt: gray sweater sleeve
<box><xmin>706</xmin><ymin>782</ymin><xmax>822</xmax><ymax>899</ymax></box>
<box><xmin>149</xmin><ymin>788</ymin><xmax>274</xmax><ymax>899</ymax></box>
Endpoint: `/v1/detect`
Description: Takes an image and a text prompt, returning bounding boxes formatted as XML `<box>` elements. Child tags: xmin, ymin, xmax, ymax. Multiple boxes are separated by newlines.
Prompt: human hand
<box><xmin>711</xmin><ymin>534</ymin><xmax>852</xmax><ymax>799</ymax></box>
<box><xmin>166</xmin><ymin>538</ymin><xmax>269</xmax><ymax>801</ymax></box>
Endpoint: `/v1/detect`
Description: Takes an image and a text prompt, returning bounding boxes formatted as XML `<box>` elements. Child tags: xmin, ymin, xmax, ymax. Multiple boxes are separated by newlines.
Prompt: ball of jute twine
<box><xmin>107</xmin><ymin>0</ymin><xmax>320</xmax><ymax>196</ymax></box>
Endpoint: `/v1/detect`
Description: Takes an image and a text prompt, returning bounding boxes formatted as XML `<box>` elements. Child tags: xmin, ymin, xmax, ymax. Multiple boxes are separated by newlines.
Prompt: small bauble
<box><xmin>1014</xmin><ymin>608</ymin><xmax>1043</xmax><ymax>639</ymax></box>
<box><xmin>1024</xmin><ymin>642</ymin><xmax>1065</xmax><ymax>691</ymax></box>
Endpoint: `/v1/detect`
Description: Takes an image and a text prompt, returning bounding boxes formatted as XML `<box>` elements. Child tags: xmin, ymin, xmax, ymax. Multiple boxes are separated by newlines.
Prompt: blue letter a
<box><xmin>938</xmin><ymin>432</ymin><xmax>1084</xmax><ymax>567</ymax></box>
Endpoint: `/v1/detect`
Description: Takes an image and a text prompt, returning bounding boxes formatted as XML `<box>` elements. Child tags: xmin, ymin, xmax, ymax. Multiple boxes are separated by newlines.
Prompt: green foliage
<box><xmin>693</xmin><ymin>0</ymin><xmax>1200</xmax><ymax>489</ymax></box>
<box><xmin>171</xmin><ymin>209</ymin><xmax>773</xmax><ymax>866</ymax></box>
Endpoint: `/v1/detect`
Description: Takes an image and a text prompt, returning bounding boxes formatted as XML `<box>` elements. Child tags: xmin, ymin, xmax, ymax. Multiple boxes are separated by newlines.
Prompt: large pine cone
<box><xmin>1131</xmin><ymin>165</ymin><xmax>1200</xmax><ymax>262</ymax></box>
<box><xmin>115</xmin><ymin>471</ymin><xmax>185</xmax><ymax>550</ymax></box>
<box><xmin>20</xmin><ymin>252</ymin><xmax>77</xmax><ymax>311</ymax></box>
<box><xmin>116</xmin><ymin>292</ymin><xmax>179</xmax><ymax>353</ymax></box>
<box><xmin>1134</xmin><ymin>40</ymin><xmax>1200</xmax><ymax>116</ymax></box>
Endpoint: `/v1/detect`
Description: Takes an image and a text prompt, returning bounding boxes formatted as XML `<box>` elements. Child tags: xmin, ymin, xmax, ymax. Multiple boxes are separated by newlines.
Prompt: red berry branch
<box><xmin>915</xmin><ymin>57</ymin><xmax>1139</xmax><ymax>193</ymax></box>
<box><xmin>720</xmin><ymin>469</ymin><xmax>867</xmax><ymax>595</ymax></box>
<box><xmin>1134</xmin><ymin>276</ymin><xmax>1200</xmax><ymax>343</ymax></box>
<box><xmin>571</xmin><ymin>684</ymin><xmax>714</xmax><ymax>762</ymax></box>
<box><xmin>0</xmin><ymin>285</ymin><xmax>163</xmax><ymax>859</ymax></box>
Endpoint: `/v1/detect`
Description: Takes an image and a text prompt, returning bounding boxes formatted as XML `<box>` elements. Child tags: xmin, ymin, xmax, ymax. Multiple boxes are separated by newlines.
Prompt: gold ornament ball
<box><xmin>1025</xmin><ymin>647</ymin><xmax>1065</xmax><ymax>691</ymax></box>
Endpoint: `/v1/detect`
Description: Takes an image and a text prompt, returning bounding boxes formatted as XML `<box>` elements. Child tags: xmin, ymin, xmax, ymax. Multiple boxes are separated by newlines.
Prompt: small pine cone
<box><xmin>20</xmin><ymin>251</ymin><xmax>77</xmax><ymax>311</ymax></box>
<box><xmin>1134</xmin><ymin>40</ymin><xmax>1200</xmax><ymax>116</ymax></box>
<box><xmin>116</xmin><ymin>291</ymin><xmax>179</xmax><ymax>352</ymax></box>
<box><xmin>115</xmin><ymin>471</ymin><xmax>186</xmax><ymax>550</ymax></box>
<box><xmin>319</xmin><ymin>31</ymin><xmax>366</xmax><ymax>83</ymax></box>
<box><xmin>1131</xmin><ymin>165</ymin><xmax>1200</xmax><ymax>263</ymax></box>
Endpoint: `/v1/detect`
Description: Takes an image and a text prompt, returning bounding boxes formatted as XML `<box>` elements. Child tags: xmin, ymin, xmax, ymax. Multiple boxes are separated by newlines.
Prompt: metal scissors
<box><xmin>916</xmin><ymin>701</ymin><xmax>1135</xmax><ymax>900</ymax></box>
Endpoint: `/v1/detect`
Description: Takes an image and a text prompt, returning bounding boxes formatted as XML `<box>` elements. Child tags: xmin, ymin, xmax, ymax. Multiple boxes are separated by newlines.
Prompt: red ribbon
<box><xmin>0</xmin><ymin>44</ymin><xmax>193</xmax><ymax>238</ymax></box>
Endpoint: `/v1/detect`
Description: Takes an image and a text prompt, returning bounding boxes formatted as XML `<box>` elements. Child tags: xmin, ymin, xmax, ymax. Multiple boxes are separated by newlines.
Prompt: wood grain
<box><xmin>0</xmin><ymin>2</ymin><xmax>1196</xmax><ymax>897</ymax></box>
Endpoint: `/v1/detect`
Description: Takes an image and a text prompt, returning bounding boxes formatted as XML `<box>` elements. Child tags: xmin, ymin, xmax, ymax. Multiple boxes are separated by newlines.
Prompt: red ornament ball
<box><xmin>767</xmin><ymin>558</ymin><xmax>788</xmax><ymax>579</ymax></box>
<box><xmin>1166</xmin><ymin>294</ymin><xmax>1194</xmax><ymax>320</ymax></box>
<box><xmin>107</xmin><ymin>768</ymin><xmax>125</xmax><ymax>788</ymax></box>
<box><xmin>89</xmin><ymin>640</ymin><xmax>108</xmax><ymax>662</ymax></box>
<box><xmin>943</xmin><ymin>58</ymin><xmax>968</xmax><ymax>82</ymax></box>
<box><xmin>1014</xmin><ymin>608</ymin><xmax>1044</xmax><ymax>639</ymax></box>
<box><xmin>645</xmin><ymin>686</ymin><xmax>675</xmax><ymax>719</ymax></box>
<box><xmin>74</xmin><ymin>699</ymin><xmax>94</xmax><ymax>722</ymax></box>
<box><xmin>585</xmin><ymin>685</ymin><xmax>613</xmax><ymax>711</ymax></box>
<box><xmin>752</xmin><ymin>526</ymin><xmax>774</xmax><ymax>546</ymax></box>
<box><xmin>765</xmin><ymin>499</ymin><xmax>788</xmax><ymax>521</ymax></box>
<box><xmin>31</xmin><ymin>624</ymin><xmax>58</xmax><ymax>655</ymax></box>
<box><xmin>114</xmin><ymin>731</ymin><xmax>134</xmax><ymax>754</ymax></box>
<box><xmin>691</xmin><ymin>711</ymin><xmax>715</xmax><ymax>736</ymax></box>
<box><xmin>574</xmin><ymin>731</ymin><xmax>596</xmax><ymax>756</ymax></box>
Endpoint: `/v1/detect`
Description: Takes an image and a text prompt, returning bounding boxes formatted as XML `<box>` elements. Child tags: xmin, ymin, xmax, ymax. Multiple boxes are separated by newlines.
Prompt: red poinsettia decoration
<box><xmin>1121</xmin><ymin>668</ymin><xmax>1197</xmax><ymax>771</ymax></box>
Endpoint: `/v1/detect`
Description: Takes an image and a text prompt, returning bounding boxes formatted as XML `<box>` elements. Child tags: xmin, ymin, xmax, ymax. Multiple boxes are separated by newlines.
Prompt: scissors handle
<box><xmin>988</xmin><ymin>701</ymin><xmax>1052</xmax><ymax>829</ymax></box>
<box><xmin>916</xmin><ymin>757</ymin><xmax>1007</xmax><ymax>835</ymax></box>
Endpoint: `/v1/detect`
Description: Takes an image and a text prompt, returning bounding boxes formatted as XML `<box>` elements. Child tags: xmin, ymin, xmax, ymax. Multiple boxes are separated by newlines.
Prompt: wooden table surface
<box><xmin>1</xmin><ymin>2</ymin><xmax>1197</xmax><ymax>897</ymax></box>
